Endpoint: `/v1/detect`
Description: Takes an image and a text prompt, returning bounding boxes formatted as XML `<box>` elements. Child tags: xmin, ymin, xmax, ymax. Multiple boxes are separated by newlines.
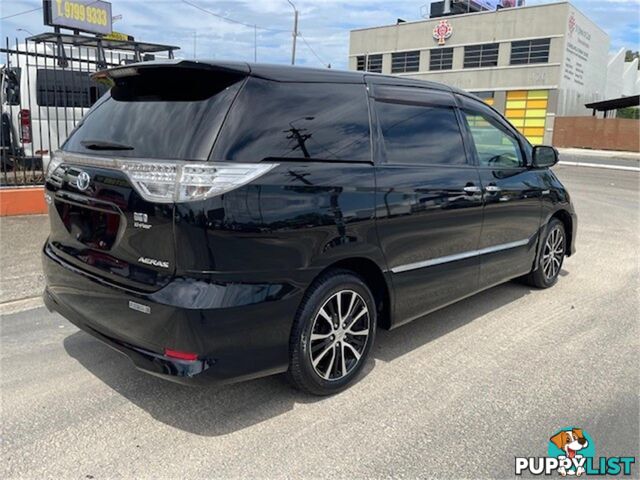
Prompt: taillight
<box><xmin>19</xmin><ymin>109</ymin><xmax>31</xmax><ymax>143</ymax></box>
<box><xmin>121</xmin><ymin>162</ymin><xmax>277</xmax><ymax>203</ymax></box>
<box><xmin>53</xmin><ymin>151</ymin><xmax>278</xmax><ymax>203</ymax></box>
<box><xmin>164</xmin><ymin>348</ymin><xmax>198</xmax><ymax>361</ymax></box>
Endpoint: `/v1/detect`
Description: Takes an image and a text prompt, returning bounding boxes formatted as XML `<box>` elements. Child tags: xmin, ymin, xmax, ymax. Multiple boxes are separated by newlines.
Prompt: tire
<box><xmin>523</xmin><ymin>218</ymin><xmax>566</xmax><ymax>289</ymax></box>
<box><xmin>287</xmin><ymin>270</ymin><xmax>377</xmax><ymax>395</ymax></box>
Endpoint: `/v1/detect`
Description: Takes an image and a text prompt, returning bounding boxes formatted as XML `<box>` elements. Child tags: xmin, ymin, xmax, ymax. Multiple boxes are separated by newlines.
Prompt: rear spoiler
<box><xmin>91</xmin><ymin>60</ymin><xmax>251</xmax><ymax>82</ymax></box>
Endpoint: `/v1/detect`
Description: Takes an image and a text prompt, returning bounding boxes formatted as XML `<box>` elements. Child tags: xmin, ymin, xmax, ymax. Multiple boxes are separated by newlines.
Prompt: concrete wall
<box><xmin>623</xmin><ymin>59</ymin><xmax>640</xmax><ymax>96</ymax></box>
<box><xmin>557</xmin><ymin>4</ymin><xmax>610</xmax><ymax>115</ymax></box>
<box><xmin>606</xmin><ymin>49</ymin><xmax>626</xmax><ymax>99</ymax></box>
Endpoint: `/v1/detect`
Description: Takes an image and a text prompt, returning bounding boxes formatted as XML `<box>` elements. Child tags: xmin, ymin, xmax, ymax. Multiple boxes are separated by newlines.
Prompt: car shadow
<box><xmin>63</xmin><ymin>279</ymin><xmax>539</xmax><ymax>437</ymax></box>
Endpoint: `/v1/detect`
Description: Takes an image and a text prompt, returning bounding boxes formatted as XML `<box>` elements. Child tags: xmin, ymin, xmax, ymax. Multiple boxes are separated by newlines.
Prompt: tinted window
<box><xmin>37</xmin><ymin>69</ymin><xmax>108</xmax><ymax>108</ymax></box>
<box><xmin>376</xmin><ymin>101</ymin><xmax>467</xmax><ymax>166</ymax></box>
<box><xmin>212</xmin><ymin>78</ymin><xmax>371</xmax><ymax>162</ymax></box>
<box><xmin>462</xmin><ymin>109</ymin><xmax>523</xmax><ymax>168</ymax></box>
<box><xmin>356</xmin><ymin>56</ymin><xmax>366</xmax><ymax>71</ymax></box>
<box><xmin>63</xmin><ymin>67</ymin><xmax>244</xmax><ymax>160</ymax></box>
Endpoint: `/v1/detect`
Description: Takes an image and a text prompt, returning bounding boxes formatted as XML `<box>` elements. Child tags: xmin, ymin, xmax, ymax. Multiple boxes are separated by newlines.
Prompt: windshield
<box><xmin>63</xmin><ymin>67</ymin><xmax>245</xmax><ymax>160</ymax></box>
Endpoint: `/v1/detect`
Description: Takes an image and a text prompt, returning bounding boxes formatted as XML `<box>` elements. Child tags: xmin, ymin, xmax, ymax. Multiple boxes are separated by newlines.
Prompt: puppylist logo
<box><xmin>515</xmin><ymin>427</ymin><xmax>636</xmax><ymax>476</ymax></box>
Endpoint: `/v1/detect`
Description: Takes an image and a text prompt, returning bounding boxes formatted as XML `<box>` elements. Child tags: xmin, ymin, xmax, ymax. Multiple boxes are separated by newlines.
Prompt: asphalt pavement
<box><xmin>1</xmin><ymin>164</ymin><xmax>639</xmax><ymax>479</ymax></box>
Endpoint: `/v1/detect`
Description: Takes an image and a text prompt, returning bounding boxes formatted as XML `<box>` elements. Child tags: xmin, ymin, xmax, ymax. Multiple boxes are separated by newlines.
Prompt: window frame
<box><xmin>463</xmin><ymin>43</ymin><xmax>499</xmax><ymax>69</ymax></box>
<box><xmin>391</xmin><ymin>51</ymin><xmax>420</xmax><ymax>74</ymax></box>
<box><xmin>366</xmin><ymin>54</ymin><xmax>383</xmax><ymax>73</ymax></box>
<box><xmin>429</xmin><ymin>47</ymin><xmax>454</xmax><ymax>71</ymax></box>
<box><xmin>369</xmin><ymin>84</ymin><xmax>473</xmax><ymax>168</ymax></box>
<box><xmin>455</xmin><ymin>95</ymin><xmax>528</xmax><ymax>169</ymax></box>
<box><xmin>510</xmin><ymin>38</ymin><xmax>551</xmax><ymax>65</ymax></box>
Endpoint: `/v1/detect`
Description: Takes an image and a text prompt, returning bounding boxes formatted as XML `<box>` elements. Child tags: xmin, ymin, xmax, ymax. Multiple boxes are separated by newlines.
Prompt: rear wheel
<box><xmin>523</xmin><ymin>218</ymin><xmax>566</xmax><ymax>288</ymax></box>
<box><xmin>288</xmin><ymin>270</ymin><xmax>376</xmax><ymax>395</ymax></box>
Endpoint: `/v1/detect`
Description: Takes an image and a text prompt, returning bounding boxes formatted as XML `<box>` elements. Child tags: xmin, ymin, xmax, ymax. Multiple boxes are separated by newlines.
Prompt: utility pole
<box><xmin>193</xmin><ymin>30</ymin><xmax>197</xmax><ymax>59</ymax></box>
<box><xmin>287</xmin><ymin>0</ymin><xmax>298</xmax><ymax>65</ymax></box>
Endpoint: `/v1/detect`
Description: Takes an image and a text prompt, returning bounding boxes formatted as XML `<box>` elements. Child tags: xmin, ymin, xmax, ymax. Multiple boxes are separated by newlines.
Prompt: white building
<box><xmin>349</xmin><ymin>1</ymin><xmax>640</xmax><ymax>144</ymax></box>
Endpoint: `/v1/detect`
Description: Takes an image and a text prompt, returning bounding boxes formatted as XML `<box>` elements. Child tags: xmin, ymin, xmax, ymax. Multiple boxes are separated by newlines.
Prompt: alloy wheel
<box><xmin>542</xmin><ymin>226</ymin><xmax>565</xmax><ymax>280</ymax></box>
<box><xmin>309</xmin><ymin>290</ymin><xmax>370</xmax><ymax>381</ymax></box>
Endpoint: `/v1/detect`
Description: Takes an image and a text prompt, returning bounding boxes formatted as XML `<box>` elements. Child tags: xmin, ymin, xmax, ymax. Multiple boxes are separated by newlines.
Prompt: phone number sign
<box><xmin>44</xmin><ymin>0</ymin><xmax>113</xmax><ymax>35</ymax></box>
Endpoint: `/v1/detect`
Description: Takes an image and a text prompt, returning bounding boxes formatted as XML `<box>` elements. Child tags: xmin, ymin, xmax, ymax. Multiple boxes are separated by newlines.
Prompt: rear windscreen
<box><xmin>63</xmin><ymin>67</ymin><xmax>245</xmax><ymax>160</ymax></box>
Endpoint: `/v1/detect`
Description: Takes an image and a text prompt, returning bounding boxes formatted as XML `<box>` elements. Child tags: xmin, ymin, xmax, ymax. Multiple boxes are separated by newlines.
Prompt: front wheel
<box><xmin>523</xmin><ymin>218</ymin><xmax>566</xmax><ymax>288</ymax></box>
<box><xmin>287</xmin><ymin>270</ymin><xmax>376</xmax><ymax>395</ymax></box>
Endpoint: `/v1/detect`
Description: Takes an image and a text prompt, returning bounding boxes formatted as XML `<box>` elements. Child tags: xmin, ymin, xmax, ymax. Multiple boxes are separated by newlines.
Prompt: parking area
<box><xmin>1</xmin><ymin>163</ymin><xmax>638</xmax><ymax>478</ymax></box>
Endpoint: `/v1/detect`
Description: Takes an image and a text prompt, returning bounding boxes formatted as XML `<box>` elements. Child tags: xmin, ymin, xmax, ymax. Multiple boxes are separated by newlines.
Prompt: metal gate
<box><xmin>1</xmin><ymin>34</ymin><xmax>178</xmax><ymax>186</ymax></box>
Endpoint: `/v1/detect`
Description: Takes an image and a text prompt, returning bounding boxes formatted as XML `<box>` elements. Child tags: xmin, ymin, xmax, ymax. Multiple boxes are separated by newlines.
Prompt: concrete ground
<box><xmin>1</xmin><ymin>162</ymin><xmax>639</xmax><ymax>479</ymax></box>
<box><xmin>0</xmin><ymin>214</ymin><xmax>48</xmax><ymax>306</ymax></box>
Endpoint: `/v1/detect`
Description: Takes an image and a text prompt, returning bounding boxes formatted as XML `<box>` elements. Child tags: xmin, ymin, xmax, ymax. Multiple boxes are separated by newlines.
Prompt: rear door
<box><xmin>457</xmin><ymin>95</ymin><xmax>543</xmax><ymax>288</ymax></box>
<box><xmin>45</xmin><ymin>64</ymin><xmax>247</xmax><ymax>291</ymax></box>
<box><xmin>370</xmin><ymin>83</ymin><xmax>484</xmax><ymax>326</ymax></box>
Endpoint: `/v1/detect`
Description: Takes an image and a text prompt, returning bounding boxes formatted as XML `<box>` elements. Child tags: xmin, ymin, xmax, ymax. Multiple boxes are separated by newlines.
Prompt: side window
<box><xmin>212</xmin><ymin>78</ymin><xmax>371</xmax><ymax>162</ymax></box>
<box><xmin>37</xmin><ymin>69</ymin><xmax>109</xmax><ymax>108</ymax></box>
<box><xmin>2</xmin><ymin>67</ymin><xmax>21</xmax><ymax>105</ymax></box>
<box><xmin>375</xmin><ymin>100</ymin><xmax>467</xmax><ymax>166</ymax></box>
<box><xmin>462</xmin><ymin>109</ymin><xmax>524</xmax><ymax>168</ymax></box>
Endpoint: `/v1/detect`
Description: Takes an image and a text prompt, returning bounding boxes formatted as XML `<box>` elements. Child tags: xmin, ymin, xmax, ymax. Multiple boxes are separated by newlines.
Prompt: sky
<box><xmin>1</xmin><ymin>0</ymin><xmax>639</xmax><ymax>69</ymax></box>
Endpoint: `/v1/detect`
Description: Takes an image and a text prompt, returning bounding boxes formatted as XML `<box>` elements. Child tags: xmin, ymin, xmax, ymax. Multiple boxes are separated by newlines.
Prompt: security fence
<box><xmin>1</xmin><ymin>33</ymin><xmax>176</xmax><ymax>186</ymax></box>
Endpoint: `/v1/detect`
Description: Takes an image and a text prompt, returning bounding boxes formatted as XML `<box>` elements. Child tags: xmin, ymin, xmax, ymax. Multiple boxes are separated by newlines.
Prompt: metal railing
<box><xmin>1</xmin><ymin>36</ymin><xmax>133</xmax><ymax>186</ymax></box>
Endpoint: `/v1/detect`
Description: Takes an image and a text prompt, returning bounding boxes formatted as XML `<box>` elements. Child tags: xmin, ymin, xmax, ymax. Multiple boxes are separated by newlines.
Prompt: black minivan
<box><xmin>43</xmin><ymin>60</ymin><xmax>576</xmax><ymax>395</ymax></box>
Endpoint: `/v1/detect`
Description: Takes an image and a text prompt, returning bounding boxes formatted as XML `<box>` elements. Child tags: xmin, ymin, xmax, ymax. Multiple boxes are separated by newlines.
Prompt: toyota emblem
<box><xmin>76</xmin><ymin>171</ymin><xmax>91</xmax><ymax>191</ymax></box>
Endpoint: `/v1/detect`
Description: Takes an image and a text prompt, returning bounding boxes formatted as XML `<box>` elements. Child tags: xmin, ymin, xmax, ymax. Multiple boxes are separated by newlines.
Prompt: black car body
<box><xmin>42</xmin><ymin>60</ymin><xmax>576</xmax><ymax>393</ymax></box>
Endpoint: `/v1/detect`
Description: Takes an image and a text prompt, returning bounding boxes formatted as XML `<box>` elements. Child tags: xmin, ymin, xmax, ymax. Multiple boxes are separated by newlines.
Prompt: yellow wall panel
<box><xmin>525</xmin><ymin>118</ymin><xmax>546</xmax><ymax>127</ymax></box>
<box><xmin>507</xmin><ymin>90</ymin><xmax>528</xmax><ymax>100</ymax></box>
<box><xmin>510</xmin><ymin>118</ymin><xmax>526</xmax><ymax>127</ymax></box>
<box><xmin>525</xmin><ymin>109</ymin><xmax>547</xmax><ymax>118</ymax></box>
<box><xmin>527</xmin><ymin>90</ymin><xmax>549</xmax><ymax>99</ymax></box>
<box><xmin>506</xmin><ymin>100</ymin><xmax>526</xmax><ymax>109</ymax></box>
<box><xmin>528</xmin><ymin>136</ymin><xmax>544</xmax><ymax>144</ymax></box>
<box><xmin>527</xmin><ymin>99</ymin><xmax>548</xmax><ymax>109</ymax></box>
<box><xmin>506</xmin><ymin>109</ymin><xmax>526</xmax><ymax>118</ymax></box>
<box><xmin>524</xmin><ymin>127</ymin><xmax>545</xmax><ymax>136</ymax></box>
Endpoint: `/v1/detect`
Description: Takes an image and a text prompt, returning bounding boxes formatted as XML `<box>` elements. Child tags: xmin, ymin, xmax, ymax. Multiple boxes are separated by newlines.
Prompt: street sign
<box><xmin>43</xmin><ymin>0</ymin><xmax>113</xmax><ymax>35</ymax></box>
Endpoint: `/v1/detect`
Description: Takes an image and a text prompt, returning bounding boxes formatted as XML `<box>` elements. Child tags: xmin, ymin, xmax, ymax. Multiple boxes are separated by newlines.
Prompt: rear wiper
<box><xmin>81</xmin><ymin>140</ymin><xmax>134</xmax><ymax>151</ymax></box>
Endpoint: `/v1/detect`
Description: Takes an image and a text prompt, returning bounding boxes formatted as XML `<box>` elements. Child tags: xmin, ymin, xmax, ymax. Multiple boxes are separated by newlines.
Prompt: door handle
<box><xmin>485</xmin><ymin>185</ymin><xmax>502</xmax><ymax>193</ymax></box>
<box><xmin>463</xmin><ymin>185</ymin><xmax>482</xmax><ymax>194</ymax></box>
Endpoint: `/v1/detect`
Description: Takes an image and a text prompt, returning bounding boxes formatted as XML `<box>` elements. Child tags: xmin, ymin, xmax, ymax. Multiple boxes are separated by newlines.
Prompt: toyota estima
<box><xmin>43</xmin><ymin>60</ymin><xmax>576</xmax><ymax>395</ymax></box>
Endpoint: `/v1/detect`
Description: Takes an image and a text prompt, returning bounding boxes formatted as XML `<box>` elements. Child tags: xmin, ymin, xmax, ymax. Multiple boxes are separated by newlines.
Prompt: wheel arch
<box><xmin>309</xmin><ymin>257</ymin><xmax>393</xmax><ymax>330</ymax></box>
<box><xmin>550</xmin><ymin>209</ymin><xmax>574</xmax><ymax>257</ymax></box>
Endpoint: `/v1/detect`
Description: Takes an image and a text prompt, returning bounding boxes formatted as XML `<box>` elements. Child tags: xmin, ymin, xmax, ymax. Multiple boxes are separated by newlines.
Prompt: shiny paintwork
<box><xmin>42</xmin><ymin>61</ymin><xmax>576</xmax><ymax>385</ymax></box>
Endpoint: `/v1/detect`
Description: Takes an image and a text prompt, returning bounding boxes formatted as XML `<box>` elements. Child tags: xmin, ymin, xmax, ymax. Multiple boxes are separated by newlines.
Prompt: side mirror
<box><xmin>531</xmin><ymin>145</ymin><xmax>558</xmax><ymax>168</ymax></box>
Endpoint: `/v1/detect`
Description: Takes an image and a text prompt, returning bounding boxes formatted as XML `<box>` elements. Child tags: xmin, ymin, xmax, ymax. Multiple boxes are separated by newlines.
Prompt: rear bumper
<box><xmin>43</xmin><ymin>243</ymin><xmax>306</xmax><ymax>385</ymax></box>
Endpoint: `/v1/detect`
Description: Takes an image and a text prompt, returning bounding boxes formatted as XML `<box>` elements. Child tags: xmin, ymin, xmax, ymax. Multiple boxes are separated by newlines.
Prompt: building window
<box><xmin>510</xmin><ymin>38</ymin><xmax>551</xmax><ymax>65</ymax></box>
<box><xmin>463</xmin><ymin>43</ymin><xmax>499</xmax><ymax>68</ymax></box>
<box><xmin>391</xmin><ymin>51</ymin><xmax>420</xmax><ymax>73</ymax></box>
<box><xmin>366</xmin><ymin>54</ymin><xmax>383</xmax><ymax>73</ymax></box>
<box><xmin>356</xmin><ymin>56</ymin><xmax>366</xmax><ymax>71</ymax></box>
<box><xmin>504</xmin><ymin>90</ymin><xmax>549</xmax><ymax>145</ymax></box>
<box><xmin>429</xmin><ymin>48</ymin><xmax>453</xmax><ymax>71</ymax></box>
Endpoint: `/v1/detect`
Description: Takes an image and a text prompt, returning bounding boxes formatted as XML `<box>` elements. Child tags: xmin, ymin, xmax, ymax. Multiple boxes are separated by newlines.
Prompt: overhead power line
<box><xmin>181</xmin><ymin>0</ymin><xmax>287</xmax><ymax>33</ymax></box>
<box><xmin>299</xmin><ymin>34</ymin><xmax>329</xmax><ymax>68</ymax></box>
<box><xmin>0</xmin><ymin>6</ymin><xmax>42</xmax><ymax>21</ymax></box>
